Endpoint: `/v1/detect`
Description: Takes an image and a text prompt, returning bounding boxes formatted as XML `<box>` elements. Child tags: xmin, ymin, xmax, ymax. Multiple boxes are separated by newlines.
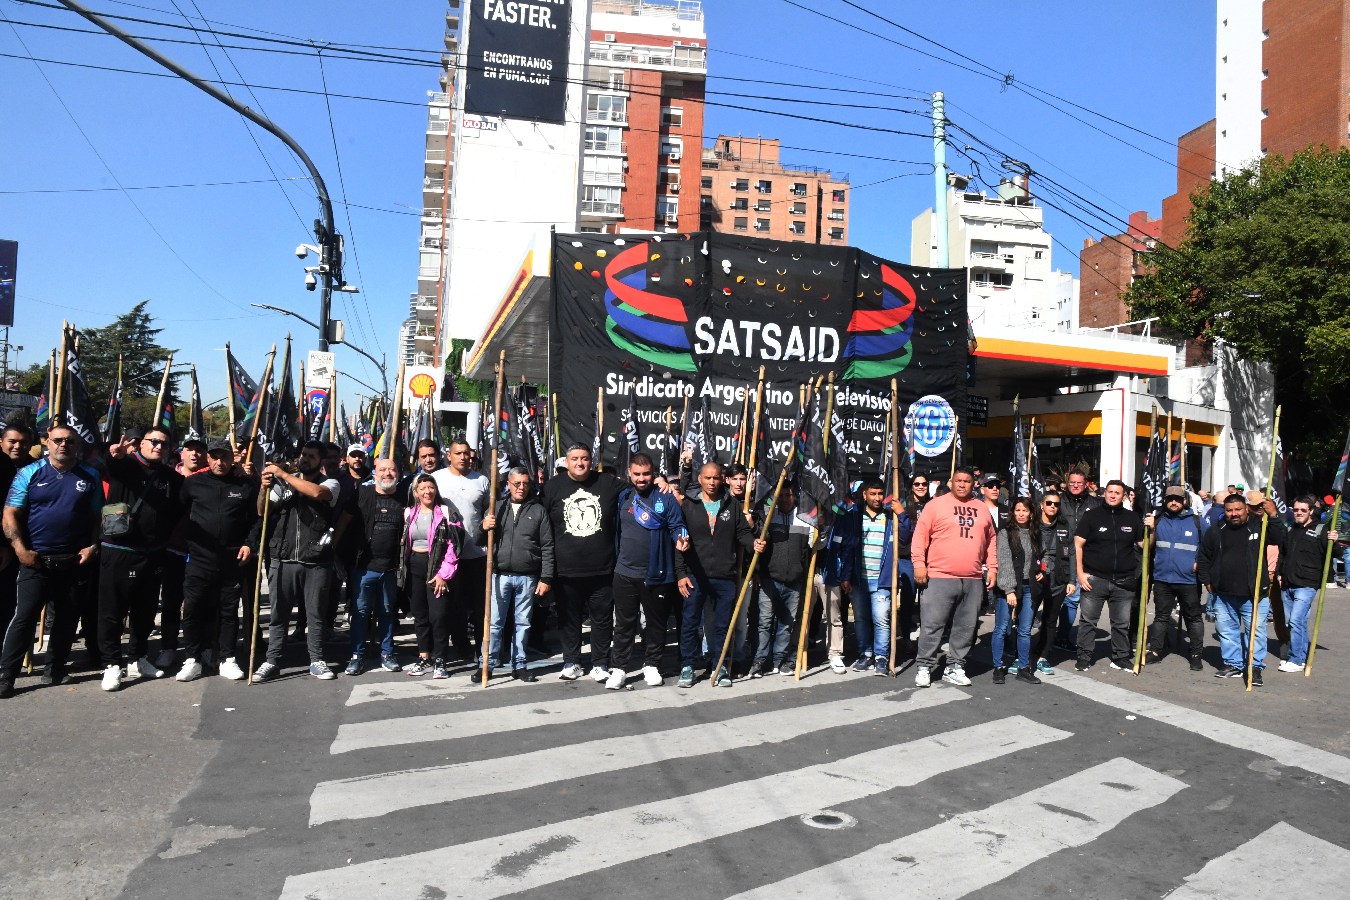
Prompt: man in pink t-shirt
<box><xmin>911</xmin><ymin>467</ymin><xmax>998</xmax><ymax>687</ymax></box>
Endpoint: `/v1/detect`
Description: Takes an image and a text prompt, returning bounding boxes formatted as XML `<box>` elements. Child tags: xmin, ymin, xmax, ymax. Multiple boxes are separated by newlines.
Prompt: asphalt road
<box><xmin>3</xmin><ymin>589</ymin><xmax>1348</xmax><ymax>900</ymax></box>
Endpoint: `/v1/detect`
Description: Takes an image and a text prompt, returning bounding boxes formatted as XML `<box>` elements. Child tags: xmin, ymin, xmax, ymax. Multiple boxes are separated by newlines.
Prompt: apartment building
<box><xmin>700</xmin><ymin>136</ymin><xmax>850</xmax><ymax>244</ymax></box>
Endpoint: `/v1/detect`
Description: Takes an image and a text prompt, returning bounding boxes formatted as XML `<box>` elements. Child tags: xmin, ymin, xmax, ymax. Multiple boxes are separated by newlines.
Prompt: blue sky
<box><xmin>0</xmin><ymin>0</ymin><xmax>1215</xmax><ymax>406</ymax></box>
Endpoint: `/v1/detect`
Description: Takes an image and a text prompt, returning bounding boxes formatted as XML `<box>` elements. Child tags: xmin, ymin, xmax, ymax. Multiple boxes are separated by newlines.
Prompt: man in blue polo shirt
<box><xmin>0</xmin><ymin>425</ymin><xmax>102</xmax><ymax>697</ymax></box>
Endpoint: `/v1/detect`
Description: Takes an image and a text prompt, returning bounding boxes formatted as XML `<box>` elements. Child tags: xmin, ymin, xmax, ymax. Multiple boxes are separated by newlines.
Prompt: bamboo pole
<box><xmin>154</xmin><ymin>352</ymin><xmax>173</xmax><ymax>432</ymax></box>
<box><xmin>1134</xmin><ymin>407</ymin><xmax>1159</xmax><ymax>674</ymax></box>
<box><xmin>1180</xmin><ymin>417</ymin><xmax>1188</xmax><ymax>487</ymax></box>
<box><xmin>1165</xmin><ymin>410</ymin><xmax>1174</xmax><ymax>484</ymax></box>
<box><xmin>745</xmin><ymin>367</ymin><xmax>765</xmax><ymax>499</ymax></box>
<box><xmin>550</xmin><ymin>392</ymin><xmax>561</xmax><ymax>465</ymax></box>
<box><xmin>1305</xmin><ymin>492</ymin><xmax>1343</xmax><ymax>676</ymax></box>
<box><xmin>949</xmin><ymin>413</ymin><xmax>959</xmax><ymax>484</ymax></box>
<box><xmin>1027</xmin><ymin>416</ymin><xmax>1037</xmax><ymax>496</ymax></box>
<box><xmin>53</xmin><ymin>325</ymin><xmax>68</xmax><ymax>424</ymax></box>
<box><xmin>888</xmin><ymin>378</ymin><xmax>902</xmax><ymax>675</ymax></box>
<box><xmin>594</xmin><ymin>385</ymin><xmax>605</xmax><ymax>473</ymax></box>
<box><xmin>794</xmin><ymin>374</ymin><xmax>831</xmax><ymax>680</ymax></box>
<box><xmin>734</xmin><ymin>385</ymin><xmax>751</xmax><ymax>466</ymax></box>
<box><xmin>711</xmin><ymin>438</ymin><xmax>797</xmax><ymax>687</ymax></box>
<box><xmin>677</xmin><ymin>393</ymin><xmax>690</xmax><ymax>483</ymax></box>
<box><xmin>384</xmin><ymin>360</ymin><xmax>406</xmax><ymax>461</ymax></box>
<box><xmin>244</xmin><ymin>346</ymin><xmax>276</xmax><ymax>468</ymax></box>
<box><xmin>246</xmin><ymin>491</ymin><xmax>271</xmax><ymax>685</ymax></box>
<box><xmin>480</xmin><ymin>350</ymin><xmax>506</xmax><ymax>688</ymax></box>
<box><xmin>1247</xmin><ymin>405</ymin><xmax>1282</xmax><ymax>692</ymax></box>
<box><xmin>662</xmin><ymin>404</ymin><xmax>673</xmax><ymax>477</ymax></box>
<box><xmin>225</xmin><ymin>343</ymin><xmax>238</xmax><ymax>453</ymax></box>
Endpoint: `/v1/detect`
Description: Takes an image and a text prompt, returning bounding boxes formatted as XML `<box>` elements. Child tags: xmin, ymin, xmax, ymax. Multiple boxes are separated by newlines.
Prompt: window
<box><xmin>733</xmin><ymin>178</ymin><xmax>749</xmax><ymax>192</ymax></box>
<box><xmin>754</xmin><ymin>218</ymin><xmax>771</xmax><ymax>232</ymax></box>
<box><xmin>831</xmin><ymin>188</ymin><xmax>846</xmax><ymax>203</ymax></box>
<box><xmin>661</xmin><ymin>106</ymin><xmax>683</xmax><ymax>127</ymax></box>
<box><xmin>701</xmin><ymin>175</ymin><xmax>712</xmax><ymax>189</ymax></box>
<box><xmin>658</xmin><ymin>197</ymin><xmax>679</xmax><ymax>223</ymax></box>
<box><xmin>734</xmin><ymin>216</ymin><xmax>748</xmax><ymax>232</ymax></box>
<box><xmin>789</xmin><ymin>221</ymin><xmax>806</xmax><ymax>235</ymax></box>
<box><xmin>583</xmin><ymin>155</ymin><xmax>624</xmax><ymax>184</ymax></box>
<box><xmin>659</xmin><ymin>169</ymin><xmax>681</xmax><ymax>192</ymax></box>
<box><xmin>731</xmin><ymin>197</ymin><xmax>748</xmax><ymax>210</ymax></box>
<box><xmin>971</xmin><ymin>271</ymin><xmax>1013</xmax><ymax>289</ymax></box>
<box><xmin>700</xmin><ymin>194</ymin><xmax>713</xmax><ymax>208</ymax></box>
<box><xmin>828</xmin><ymin>209</ymin><xmax>845</xmax><ymax>221</ymax></box>
<box><xmin>581</xmin><ymin>185</ymin><xmax>622</xmax><ymax>215</ymax></box>
<box><xmin>586</xmin><ymin>94</ymin><xmax>627</xmax><ymax>123</ymax></box>
<box><xmin>754</xmin><ymin>201</ymin><xmax>771</xmax><ymax>212</ymax></box>
<box><xmin>757</xmin><ymin>179</ymin><xmax>773</xmax><ymax>194</ymax></box>
<box><xmin>660</xmin><ymin>138</ymin><xmax>684</xmax><ymax>160</ymax></box>
<box><xmin>1034</xmin><ymin>250</ymin><xmax>1044</xmax><ymax>260</ymax></box>
<box><xmin>791</xmin><ymin>202</ymin><xmax>806</xmax><ymax>215</ymax></box>
<box><xmin>584</xmin><ymin>125</ymin><xmax>622</xmax><ymax>153</ymax></box>
<box><xmin>829</xmin><ymin>227</ymin><xmax>844</xmax><ymax>240</ymax></box>
<box><xmin>792</xmin><ymin>182</ymin><xmax>808</xmax><ymax>197</ymax></box>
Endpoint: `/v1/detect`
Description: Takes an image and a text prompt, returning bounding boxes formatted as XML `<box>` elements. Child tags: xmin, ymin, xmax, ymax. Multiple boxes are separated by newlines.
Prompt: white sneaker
<box><xmin>914</xmin><ymin>666</ymin><xmax>931</xmax><ymax>688</ymax></box>
<box><xmin>642</xmin><ymin>666</ymin><xmax>663</xmax><ymax>686</ymax></box>
<box><xmin>942</xmin><ymin>666</ymin><xmax>971</xmax><ymax>687</ymax></box>
<box><xmin>1278</xmin><ymin>660</ymin><xmax>1305</xmax><ymax>673</ymax></box>
<box><xmin>218</xmin><ymin>658</ymin><xmax>246</xmax><ymax>681</ymax></box>
<box><xmin>605</xmin><ymin>669</ymin><xmax>626</xmax><ymax>690</ymax></box>
<box><xmin>589</xmin><ymin>665</ymin><xmax>611</xmax><ymax>683</ymax></box>
<box><xmin>829</xmin><ymin>654</ymin><xmax>847</xmax><ymax>674</ymax></box>
<box><xmin>175</xmin><ymin>658</ymin><xmax>203</xmax><ymax>682</ymax></box>
<box><xmin>154</xmin><ymin>649</ymin><xmax>177</xmax><ymax>670</ymax></box>
<box><xmin>558</xmin><ymin>663</ymin><xmax>583</xmax><ymax>681</ymax></box>
<box><xmin>135</xmin><ymin>657</ymin><xmax>165</xmax><ymax>679</ymax></box>
<box><xmin>101</xmin><ymin>664</ymin><xmax>123</xmax><ymax>692</ymax></box>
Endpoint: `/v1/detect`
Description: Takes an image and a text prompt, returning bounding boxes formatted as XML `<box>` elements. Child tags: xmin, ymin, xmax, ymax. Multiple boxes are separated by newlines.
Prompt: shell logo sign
<box><xmin>408</xmin><ymin>372</ymin><xmax>437</xmax><ymax>399</ymax></box>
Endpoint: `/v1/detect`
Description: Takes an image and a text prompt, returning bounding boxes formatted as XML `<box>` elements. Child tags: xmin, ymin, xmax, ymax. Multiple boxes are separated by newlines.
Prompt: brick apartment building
<box><xmin>1079</xmin><ymin>0</ymin><xmax>1350</xmax><ymax>330</ymax></box>
<box><xmin>700</xmin><ymin>135</ymin><xmax>851</xmax><ymax>244</ymax></box>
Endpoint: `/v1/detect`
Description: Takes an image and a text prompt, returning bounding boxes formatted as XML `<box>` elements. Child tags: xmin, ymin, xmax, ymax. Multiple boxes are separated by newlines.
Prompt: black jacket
<box><xmin>353</xmin><ymin>485</ymin><xmax>406</xmax><ymax>572</ymax></box>
<box><xmin>1059</xmin><ymin>491</ymin><xmax>1101</xmax><ymax>541</ymax></box>
<box><xmin>266</xmin><ymin>476</ymin><xmax>339</xmax><ymax>565</ymax></box>
<box><xmin>491</xmin><ymin>496</ymin><xmax>555</xmax><ymax>582</ymax></box>
<box><xmin>760</xmin><ymin>507</ymin><xmax>813</xmax><ymax>585</ymax></box>
<box><xmin>179</xmin><ymin>471</ymin><xmax>260</xmax><ymax>569</ymax></box>
<box><xmin>1197</xmin><ymin>515</ymin><xmax>1285</xmax><ymax>596</ymax></box>
<box><xmin>1039</xmin><ymin>516</ymin><xmax>1074</xmax><ymax>589</ymax></box>
<box><xmin>676</xmin><ymin>493</ymin><xmax>756</xmax><ymax>581</ymax></box>
<box><xmin>102</xmin><ymin>454</ymin><xmax>184</xmax><ymax>550</ymax></box>
<box><xmin>1075</xmin><ymin>502</ymin><xmax>1144</xmax><ymax>582</ymax></box>
<box><xmin>397</xmin><ymin>506</ymin><xmax>464</xmax><ymax>590</ymax></box>
<box><xmin>1278</xmin><ymin>521</ymin><xmax>1332</xmax><ymax>589</ymax></box>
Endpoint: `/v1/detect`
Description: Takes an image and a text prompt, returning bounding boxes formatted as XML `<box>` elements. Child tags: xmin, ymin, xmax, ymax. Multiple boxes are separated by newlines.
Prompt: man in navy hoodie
<box><xmin>608</xmin><ymin>452</ymin><xmax>688</xmax><ymax>689</ymax></box>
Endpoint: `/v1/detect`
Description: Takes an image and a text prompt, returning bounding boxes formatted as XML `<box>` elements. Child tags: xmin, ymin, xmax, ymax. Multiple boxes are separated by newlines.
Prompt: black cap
<box><xmin>980</xmin><ymin>473</ymin><xmax>1002</xmax><ymax>487</ymax></box>
<box><xmin>206</xmin><ymin>437</ymin><xmax>234</xmax><ymax>454</ymax></box>
<box><xmin>181</xmin><ymin>435</ymin><xmax>207</xmax><ymax>450</ymax></box>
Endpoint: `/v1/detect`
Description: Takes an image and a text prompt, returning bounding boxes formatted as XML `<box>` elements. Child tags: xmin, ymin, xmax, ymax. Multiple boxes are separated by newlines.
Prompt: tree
<box><xmin>1126</xmin><ymin>146</ymin><xmax>1350</xmax><ymax>468</ymax></box>
<box><xmin>73</xmin><ymin>300</ymin><xmax>180</xmax><ymax>411</ymax></box>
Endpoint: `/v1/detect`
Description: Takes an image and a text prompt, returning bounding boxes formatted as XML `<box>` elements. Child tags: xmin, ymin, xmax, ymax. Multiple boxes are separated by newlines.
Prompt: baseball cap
<box><xmin>1245</xmin><ymin>489</ymin><xmax>1266</xmax><ymax>505</ymax></box>
<box><xmin>980</xmin><ymin>473</ymin><xmax>1002</xmax><ymax>487</ymax></box>
<box><xmin>1164</xmin><ymin>485</ymin><xmax>1187</xmax><ymax>500</ymax></box>
<box><xmin>346</xmin><ymin>443</ymin><xmax>367</xmax><ymax>456</ymax></box>
<box><xmin>206</xmin><ymin>437</ymin><xmax>234</xmax><ymax>454</ymax></box>
<box><xmin>180</xmin><ymin>435</ymin><xmax>207</xmax><ymax>451</ymax></box>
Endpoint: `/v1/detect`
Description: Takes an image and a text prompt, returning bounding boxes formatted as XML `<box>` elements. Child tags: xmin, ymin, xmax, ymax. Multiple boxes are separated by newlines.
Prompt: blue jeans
<box><xmin>681</xmin><ymin>575</ymin><xmax>735</xmax><ymax>668</ymax></box>
<box><xmin>1338</xmin><ymin>545</ymin><xmax>1350</xmax><ymax>584</ymax></box>
<box><xmin>351</xmin><ymin>568</ymin><xmax>397</xmax><ymax>658</ymax></box>
<box><xmin>993</xmin><ymin>585</ymin><xmax>1034</xmax><ymax>668</ymax></box>
<box><xmin>853</xmin><ymin>580</ymin><xmax>877</xmax><ymax>657</ymax></box>
<box><xmin>1281</xmin><ymin>585</ymin><xmax>1317</xmax><ymax>665</ymax></box>
<box><xmin>866</xmin><ymin>588</ymin><xmax>892</xmax><ymax>660</ymax></box>
<box><xmin>754</xmin><ymin>579</ymin><xmax>800</xmax><ymax>668</ymax></box>
<box><xmin>489</xmin><ymin>573</ymin><xmax>537</xmax><ymax>670</ymax></box>
<box><xmin>1214</xmin><ymin>592</ymin><xmax>1269</xmax><ymax>670</ymax></box>
<box><xmin>1057</xmin><ymin>586</ymin><xmax>1078</xmax><ymax>646</ymax></box>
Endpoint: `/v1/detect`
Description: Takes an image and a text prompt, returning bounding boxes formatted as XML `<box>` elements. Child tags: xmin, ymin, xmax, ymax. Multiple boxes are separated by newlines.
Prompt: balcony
<box><xmin>587</xmin><ymin>45</ymin><xmax>707</xmax><ymax>73</ymax></box>
<box><xmin>428</xmin><ymin>91</ymin><xmax>450</xmax><ymax>106</ymax></box>
<box><xmin>970</xmin><ymin>251</ymin><xmax>1015</xmax><ymax>265</ymax></box>
<box><xmin>580</xmin><ymin>200</ymin><xmax>623</xmax><ymax>217</ymax></box>
<box><xmin>423</xmin><ymin>177</ymin><xmax>446</xmax><ymax>193</ymax></box>
<box><xmin>583</xmin><ymin>171</ymin><xmax>626</xmax><ymax>186</ymax></box>
<box><xmin>584</xmin><ymin>139</ymin><xmax>627</xmax><ymax>155</ymax></box>
<box><xmin>418</xmin><ymin>264</ymin><xmax>442</xmax><ymax>280</ymax></box>
<box><xmin>586</xmin><ymin>109</ymin><xmax>628</xmax><ymax>126</ymax></box>
<box><xmin>427</xmin><ymin>119</ymin><xmax>449</xmax><ymax>135</ymax></box>
<box><xmin>420</xmin><ymin>237</ymin><xmax>443</xmax><ymax>251</ymax></box>
<box><xmin>422</xmin><ymin>207</ymin><xmax>444</xmax><ymax>222</ymax></box>
<box><xmin>425</xmin><ymin>148</ymin><xmax>447</xmax><ymax>164</ymax></box>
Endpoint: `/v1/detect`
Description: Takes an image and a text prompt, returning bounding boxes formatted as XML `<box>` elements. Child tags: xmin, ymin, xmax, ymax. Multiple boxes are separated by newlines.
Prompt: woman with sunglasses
<box><xmin>1031</xmin><ymin>490</ymin><xmax>1076</xmax><ymax>675</ymax></box>
<box><xmin>992</xmin><ymin>497</ymin><xmax>1043</xmax><ymax>684</ymax></box>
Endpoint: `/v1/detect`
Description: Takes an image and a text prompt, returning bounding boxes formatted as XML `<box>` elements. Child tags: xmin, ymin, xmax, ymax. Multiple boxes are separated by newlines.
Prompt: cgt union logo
<box><xmin>904</xmin><ymin>395</ymin><xmax>956</xmax><ymax>458</ymax></box>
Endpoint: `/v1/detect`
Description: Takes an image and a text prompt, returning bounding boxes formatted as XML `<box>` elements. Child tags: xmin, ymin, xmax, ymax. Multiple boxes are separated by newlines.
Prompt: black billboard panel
<box><xmin>0</xmin><ymin>240</ymin><xmax>15</xmax><ymax>328</ymax></box>
<box><xmin>464</xmin><ymin>0</ymin><xmax>573</xmax><ymax>124</ymax></box>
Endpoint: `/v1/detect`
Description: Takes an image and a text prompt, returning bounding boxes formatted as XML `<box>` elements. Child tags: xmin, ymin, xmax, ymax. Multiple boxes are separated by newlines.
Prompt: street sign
<box><xmin>306</xmin><ymin>350</ymin><xmax>335</xmax><ymax>388</ymax></box>
<box><xmin>968</xmin><ymin>394</ymin><xmax>989</xmax><ymax>428</ymax></box>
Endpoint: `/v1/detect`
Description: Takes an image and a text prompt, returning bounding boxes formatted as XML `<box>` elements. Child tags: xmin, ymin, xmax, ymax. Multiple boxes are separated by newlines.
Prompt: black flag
<box><xmin>1141</xmin><ymin>426</ymin><xmax>1167</xmax><ymax>513</ymax></box>
<box><xmin>185</xmin><ymin>366</ymin><xmax>206</xmax><ymax>444</ymax></box>
<box><xmin>63</xmin><ymin>332</ymin><xmax>102</xmax><ymax>452</ymax></box>
<box><xmin>617</xmin><ymin>383</ymin><xmax>641</xmax><ymax>473</ymax></box>
<box><xmin>101</xmin><ymin>362</ymin><xmax>123</xmax><ymax>444</ymax></box>
<box><xmin>792</xmin><ymin>386</ymin><xmax>847</xmax><ymax>527</ymax></box>
<box><xmin>266</xmin><ymin>346</ymin><xmax>299</xmax><ymax>462</ymax></box>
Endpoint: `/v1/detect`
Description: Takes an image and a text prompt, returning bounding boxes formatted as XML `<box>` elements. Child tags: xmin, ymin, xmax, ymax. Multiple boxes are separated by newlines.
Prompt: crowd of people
<box><xmin>0</xmin><ymin>419</ymin><xmax>1345</xmax><ymax>699</ymax></box>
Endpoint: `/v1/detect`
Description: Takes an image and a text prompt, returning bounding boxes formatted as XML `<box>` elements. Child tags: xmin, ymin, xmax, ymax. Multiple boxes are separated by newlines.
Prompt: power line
<box><xmin>0</xmin><ymin>175</ymin><xmax>309</xmax><ymax>193</ymax></box>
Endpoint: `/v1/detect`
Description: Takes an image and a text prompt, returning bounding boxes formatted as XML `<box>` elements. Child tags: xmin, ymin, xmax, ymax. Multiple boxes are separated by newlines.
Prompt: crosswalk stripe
<box><xmin>331</xmin><ymin>668</ymin><xmax>844</xmax><ymax>755</ymax></box>
<box><xmin>728</xmin><ymin>757</ymin><xmax>1186</xmax><ymax>899</ymax></box>
<box><xmin>280</xmin><ymin>716</ymin><xmax>1070</xmax><ymax>900</ymax></box>
<box><xmin>310</xmin><ymin>687</ymin><xmax>967</xmax><ymax>825</ymax></box>
<box><xmin>1163</xmin><ymin>822</ymin><xmax>1350</xmax><ymax>898</ymax></box>
<box><xmin>1045</xmin><ymin>671</ymin><xmax>1350</xmax><ymax>787</ymax></box>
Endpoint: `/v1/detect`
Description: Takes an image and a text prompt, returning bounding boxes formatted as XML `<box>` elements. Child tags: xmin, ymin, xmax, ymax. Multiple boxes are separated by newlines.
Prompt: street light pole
<box><xmin>250</xmin><ymin>303</ymin><xmax>388</xmax><ymax>402</ymax></box>
<box><xmin>54</xmin><ymin>0</ymin><xmax>343</xmax><ymax>351</ymax></box>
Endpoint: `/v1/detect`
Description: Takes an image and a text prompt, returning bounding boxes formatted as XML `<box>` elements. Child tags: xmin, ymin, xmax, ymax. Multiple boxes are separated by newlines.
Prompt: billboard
<box><xmin>550</xmin><ymin>232</ymin><xmax>969</xmax><ymax>476</ymax></box>
<box><xmin>0</xmin><ymin>239</ymin><xmax>15</xmax><ymax>328</ymax></box>
<box><xmin>463</xmin><ymin>0</ymin><xmax>573</xmax><ymax>124</ymax></box>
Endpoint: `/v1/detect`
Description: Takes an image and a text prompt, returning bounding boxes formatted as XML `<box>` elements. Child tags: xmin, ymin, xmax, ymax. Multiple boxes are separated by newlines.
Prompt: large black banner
<box><xmin>463</xmin><ymin>0</ymin><xmax>572</xmax><ymax>124</ymax></box>
<box><xmin>550</xmin><ymin>232</ymin><xmax>968</xmax><ymax>478</ymax></box>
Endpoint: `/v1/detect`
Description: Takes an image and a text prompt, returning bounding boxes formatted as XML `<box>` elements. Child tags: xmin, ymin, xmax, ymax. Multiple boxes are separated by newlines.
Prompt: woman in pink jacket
<box><xmin>400</xmin><ymin>474</ymin><xmax>463</xmax><ymax>679</ymax></box>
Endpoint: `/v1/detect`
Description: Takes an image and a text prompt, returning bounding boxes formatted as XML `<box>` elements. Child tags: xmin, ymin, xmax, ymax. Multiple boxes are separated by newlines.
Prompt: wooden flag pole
<box><xmin>550</xmin><ymin>392</ymin><xmax>561</xmax><ymax>465</ymax></box>
<box><xmin>949</xmin><ymin>413</ymin><xmax>959</xmax><ymax>484</ymax></box>
<box><xmin>225</xmin><ymin>343</ymin><xmax>239</xmax><ymax>453</ymax></box>
<box><xmin>734</xmin><ymin>385</ymin><xmax>751</xmax><ymax>466</ymax></box>
<box><xmin>384</xmin><ymin>360</ymin><xmax>406</xmax><ymax>461</ymax></box>
<box><xmin>1180</xmin><ymin>417</ymin><xmax>1188</xmax><ymax>487</ymax></box>
<box><xmin>53</xmin><ymin>324</ymin><xmax>69</xmax><ymax>424</ymax></box>
<box><xmin>745</xmin><ymin>366</ymin><xmax>765</xmax><ymax>499</ymax></box>
<box><xmin>1133</xmin><ymin>407</ymin><xmax>1159</xmax><ymax>674</ymax></box>
<box><xmin>712</xmin><ymin>438</ymin><xmax>797</xmax><ymax>687</ymax></box>
<box><xmin>244</xmin><ymin>346</ymin><xmax>276</xmax><ymax>467</ymax></box>
<box><xmin>888</xmin><ymin>377</ymin><xmax>902</xmax><ymax>675</ymax></box>
<box><xmin>1247</xmin><ymin>405</ymin><xmax>1282</xmax><ymax>692</ymax></box>
<box><xmin>677</xmin><ymin>393</ymin><xmax>690</xmax><ymax>482</ymax></box>
<box><xmin>480</xmin><ymin>350</ymin><xmax>506</xmax><ymax>688</ymax></box>
<box><xmin>594</xmin><ymin>385</ymin><xmax>605</xmax><ymax>473</ymax></box>
<box><xmin>1165</xmin><ymin>410</ymin><xmax>1174</xmax><ymax>483</ymax></box>
<box><xmin>793</xmin><ymin>374</ymin><xmax>829</xmax><ymax>680</ymax></box>
<box><xmin>154</xmin><ymin>352</ymin><xmax>174</xmax><ymax>433</ymax></box>
<box><xmin>1305</xmin><ymin>491</ymin><xmax>1343</xmax><ymax>677</ymax></box>
<box><xmin>246</xmin><ymin>491</ymin><xmax>271</xmax><ymax>685</ymax></box>
<box><xmin>662</xmin><ymin>404</ymin><xmax>673</xmax><ymax>477</ymax></box>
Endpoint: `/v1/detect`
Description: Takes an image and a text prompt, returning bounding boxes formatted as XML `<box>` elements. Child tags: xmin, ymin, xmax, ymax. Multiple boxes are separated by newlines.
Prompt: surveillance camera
<box><xmin>305</xmin><ymin>272</ymin><xmax>318</xmax><ymax>291</ymax></box>
<box><xmin>296</xmin><ymin>245</ymin><xmax>309</xmax><ymax>259</ymax></box>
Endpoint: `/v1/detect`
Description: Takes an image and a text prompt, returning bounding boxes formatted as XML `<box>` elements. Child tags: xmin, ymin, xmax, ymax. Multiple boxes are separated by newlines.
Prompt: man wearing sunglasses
<box><xmin>1143</xmin><ymin>485</ymin><xmax>1205</xmax><ymax>671</ymax></box>
<box><xmin>0</xmin><ymin>426</ymin><xmax>102</xmax><ymax>697</ymax></box>
<box><xmin>98</xmin><ymin>427</ymin><xmax>185</xmax><ymax>691</ymax></box>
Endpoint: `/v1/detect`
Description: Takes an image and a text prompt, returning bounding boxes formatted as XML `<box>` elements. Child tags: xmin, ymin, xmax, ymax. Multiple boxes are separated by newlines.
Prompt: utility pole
<box><xmin>932</xmin><ymin>91</ymin><xmax>949</xmax><ymax>268</ymax></box>
<box><xmin>54</xmin><ymin>0</ymin><xmax>349</xmax><ymax>351</ymax></box>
